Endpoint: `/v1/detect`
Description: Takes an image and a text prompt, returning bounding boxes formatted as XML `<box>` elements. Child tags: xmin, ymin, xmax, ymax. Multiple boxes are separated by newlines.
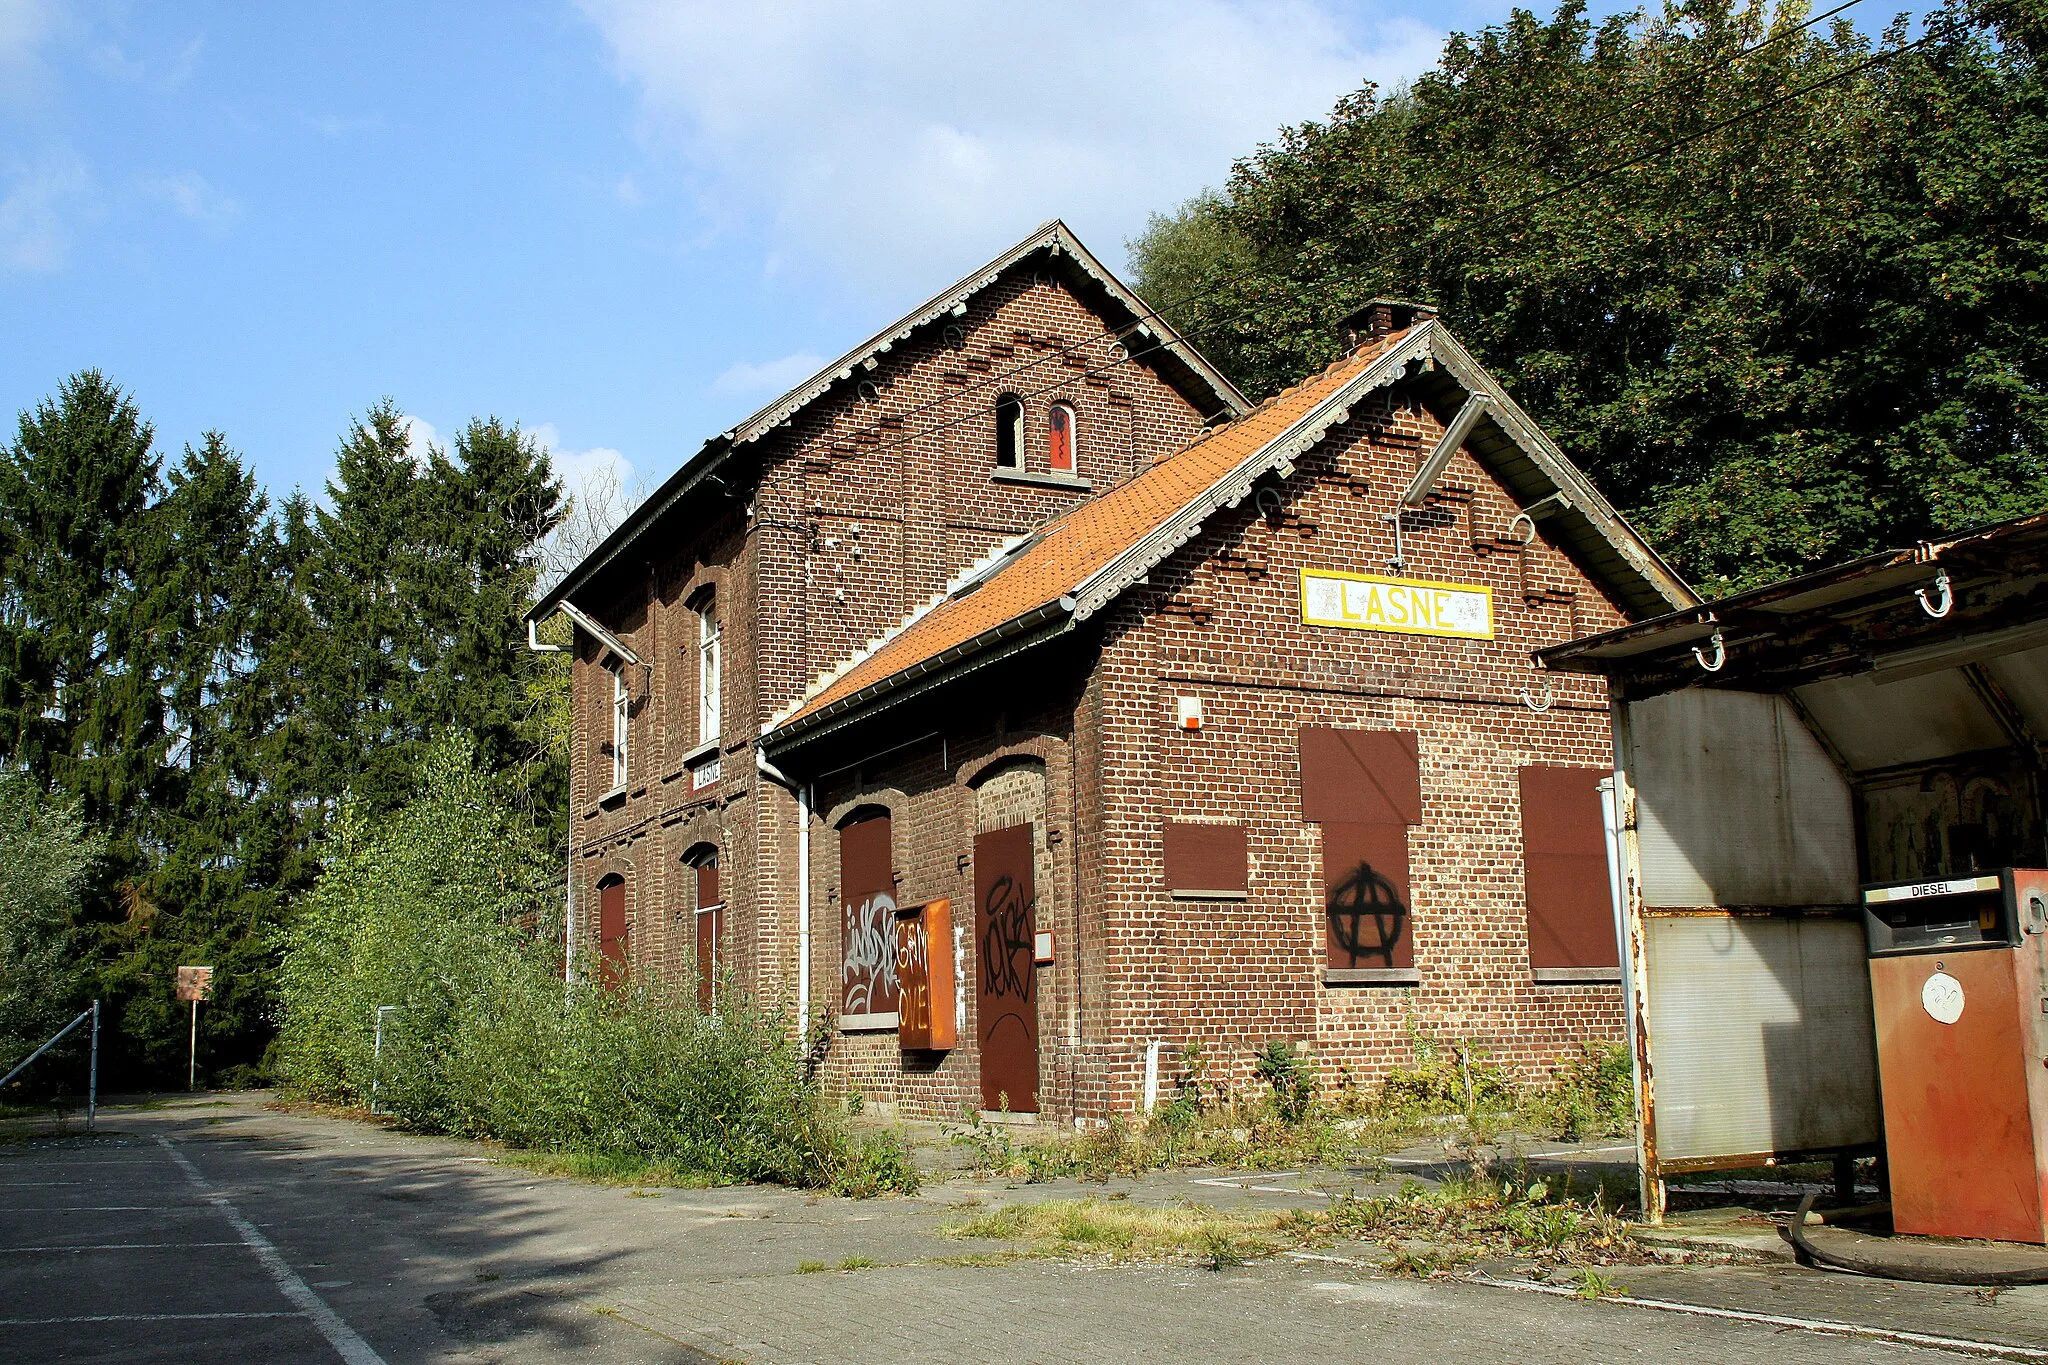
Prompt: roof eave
<box><xmin>762</xmin><ymin>598</ymin><xmax>1076</xmax><ymax>753</ymax></box>
<box><xmin>530</xmin><ymin>221</ymin><xmax>1249</xmax><ymax>621</ymax></box>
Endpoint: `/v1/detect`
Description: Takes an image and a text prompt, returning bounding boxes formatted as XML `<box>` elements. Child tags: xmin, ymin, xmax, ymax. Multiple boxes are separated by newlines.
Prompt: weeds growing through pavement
<box><xmin>946</xmin><ymin>1030</ymin><xmax>1635</xmax><ymax>1186</ymax></box>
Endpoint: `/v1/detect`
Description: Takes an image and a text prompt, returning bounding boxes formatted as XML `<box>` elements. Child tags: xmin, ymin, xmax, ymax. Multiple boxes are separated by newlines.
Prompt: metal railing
<box><xmin>0</xmin><ymin>1000</ymin><xmax>100</xmax><ymax>1130</ymax></box>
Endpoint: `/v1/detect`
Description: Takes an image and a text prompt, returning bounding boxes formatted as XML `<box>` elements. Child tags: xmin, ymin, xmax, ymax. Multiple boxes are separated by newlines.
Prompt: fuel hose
<box><xmin>1781</xmin><ymin>1193</ymin><xmax>2048</xmax><ymax>1286</ymax></box>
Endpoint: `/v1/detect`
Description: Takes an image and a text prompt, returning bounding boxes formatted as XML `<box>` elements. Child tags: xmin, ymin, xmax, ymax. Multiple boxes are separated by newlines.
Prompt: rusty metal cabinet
<box><xmin>1865</xmin><ymin>868</ymin><xmax>2048</xmax><ymax>1243</ymax></box>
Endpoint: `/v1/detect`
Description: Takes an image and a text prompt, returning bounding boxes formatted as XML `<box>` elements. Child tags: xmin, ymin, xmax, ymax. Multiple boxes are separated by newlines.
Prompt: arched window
<box><xmin>685</xmin><ymin>845</ymin><xmax>722</xmax><ymax>1012</ymax></box>
<box><xmin>596</xmin><ymin>874</ymin><xmax>627</xmax><ymax>990</ymax></box>
<box><xmin>994</xmin><ymin>394</ymin><xmax>1022</xmax><ymax>469</ymax></box>
<box><xmin>1047</xmin><ymin>402</ymin><xmax>1077</xmax><ymax>473</ymax></box>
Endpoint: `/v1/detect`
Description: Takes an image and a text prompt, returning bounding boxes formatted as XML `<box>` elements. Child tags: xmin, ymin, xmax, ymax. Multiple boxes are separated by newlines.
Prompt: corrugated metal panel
<box><xmin>1644</xmin><ymin>914</ymin><xmax>1880</xmax><ymax>1161</ymax></box>
<box><xmin>1794</xmin><ymin>671</ymin><xmax>2007</xmax><ymax>771</ymax></box>
<box><xmin>1630</xmin><ymin>690</ymin><xmax>1858</xmax><ymax>907</ymax></box>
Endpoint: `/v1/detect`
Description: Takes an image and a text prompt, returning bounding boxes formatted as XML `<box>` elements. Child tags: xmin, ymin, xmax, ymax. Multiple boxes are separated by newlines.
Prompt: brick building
<box><xmin>529</xmin><ymin>220</ymin><xmax>1248</xmax><ymax>1056</ymax></box>
<box><xmin>533</xmin><ymin>224</ymin><xmax>1697</xmax><ymax>1124</ymax></box>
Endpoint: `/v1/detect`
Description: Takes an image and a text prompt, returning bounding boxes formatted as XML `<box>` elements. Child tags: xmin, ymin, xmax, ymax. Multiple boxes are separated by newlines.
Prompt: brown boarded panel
<box><xmin>896</xmin><ymin>899</ymin><xmax>957</xmax><ymax>1051</ymax></box>
<box><xmin>975</xmin><ymin>823</ymin><xmax>1039</xmax><ymax>1112</ymax></box>
<box><xmin>695</xmin><ymin>906</ymin><xmax>722</xmax><ymax>1012</ymax></box>
<box><xmin>598</xmin><ymin>877</ymin><xmax>628</xmax><ymax>989</ymax></box>
<box><xmin>1519</xmin><ymin>765</ymin><xmax>1619</xmax><ymax>970</ymax></box>
<box><xmin>1163</xmin><ymin>822</ymin><xmax>1248</xmax><ymax>894</ymax></box>
<box><xmin>839</xmin><ymin>812</ymin><xmax>899</xmax><ymax>1017</ymax></box>
<box><xmin>1322</xmin><ymin>822</ymin><xmax>1413</xmax><ymax>970</ymax></box>
<box><xmin>1300</xmin><ymin>728</ymin><xmax>1421</xmax><ymax>825</ymax></box>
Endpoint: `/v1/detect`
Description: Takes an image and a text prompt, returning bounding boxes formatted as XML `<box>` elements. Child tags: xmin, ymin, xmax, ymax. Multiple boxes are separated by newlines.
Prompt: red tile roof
<box><xmin>768</xmin><ymin>329</ymin><xmax>1418</xmax><ymax>737</ymax></box>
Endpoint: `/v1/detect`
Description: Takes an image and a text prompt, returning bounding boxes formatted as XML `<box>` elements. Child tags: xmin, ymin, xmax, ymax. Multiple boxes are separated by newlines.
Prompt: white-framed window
<box><xmin>609</xmin><ymin>663</ymin><xmax>629</xmax><ymax>791</ymax></box>
<box><xmin>698</xmin><ymin>597</ymin><xmax>721</xmax><ymax>744</ymax></box>
<box><xmin>995</xmin><ymin>393</ymin><xmax>1022</xmax><ymax>468</ymax></box>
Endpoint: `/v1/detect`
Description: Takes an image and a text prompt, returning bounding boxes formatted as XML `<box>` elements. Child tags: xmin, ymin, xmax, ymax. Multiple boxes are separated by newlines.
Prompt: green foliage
<box><xmin>1546</xmin><ymin>1041</ymin><xmax>1636</xmax><ymax>1141</ymax></box>
<box><xmin>1253</xmin><ymin>1039</ymin><xmax>1318</xmax><ymax>1124</ymax></box>
<box><xmin>276</xmin><ymin>735</ymin><xmax>901</xmax><ymax>1192</ymax></box>
<box><xmin>1374</xmin><ymin>1029</ymin><xmax>1517</xmax><ymax>1119</ymax></box>
<box><xmin>0</xmin><ymin>373</ymin><xmax>570</xmax><ymax>1086</ymax></box>
<box><xmin>0</xmin><ymin>776</ymin><xmax>100</xmax><ymax>1071</ymax></box>
<box><xmin>1130</xmin><ymin>0</ymin><xmax>2048</xmax><ymax>592</ymax></box>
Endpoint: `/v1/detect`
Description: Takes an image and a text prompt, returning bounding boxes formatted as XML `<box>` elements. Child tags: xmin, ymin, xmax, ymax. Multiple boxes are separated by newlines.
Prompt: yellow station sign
<box><xmin>1300</xmin><ymin>567</ymin><xmax>1494</xmax><ymax>640</ymax></box>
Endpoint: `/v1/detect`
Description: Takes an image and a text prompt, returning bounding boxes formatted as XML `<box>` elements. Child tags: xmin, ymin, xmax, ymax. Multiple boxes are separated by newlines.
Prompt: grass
<box><xmin>945</xmin><ymin>1034</ymin><xmax>1636</xmax><ymax>1189</ymax></box>
<box><xmin>945</xmin><ymin>1172</ymin><xmax>1646</xmax><ymax>1275</ymax></box>
<box><xmin>947</xmin><ymin>1198</ymin><xmax>1282</xmax><ymax>1263</ymax></box>
<box><xmin>495</xmin><ymin>1147</ymin><xmax>723</xmax><ymax>1188</ymax></box>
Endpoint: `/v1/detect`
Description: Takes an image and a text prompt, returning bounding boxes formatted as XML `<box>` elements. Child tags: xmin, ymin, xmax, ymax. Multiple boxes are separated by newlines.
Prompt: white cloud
<box><xmin>0</xmin><ymin>0</ymin><xmax>56</xmax><ymax>77</ymax></box>
<box><xmin>576</xmin><ymin>0</ymin><xmax>1440</xmax><ymax>296</ymax></box>
<box><xmin>399</xmin><ymin>414</ymin><xmax>441</xmax><ymax>465</ymax></box>
<box><xmin>526</xmin><ymin>422</ymin><xmax>642</xmax><ymax>575</ymax></box>
<box><xmin>146</xmin><ymin>171</ymin><xmax>237</xmax><ymax>225</ymax></box>
<box><xmin>711</xmin><ymin>350</ymin><xmax>826</xmax><ymax>398</ymax></box>
<box><xmin>0</xmin><ymin>151</ymin><xmax>89</xmax><ymax>271</ymax></box>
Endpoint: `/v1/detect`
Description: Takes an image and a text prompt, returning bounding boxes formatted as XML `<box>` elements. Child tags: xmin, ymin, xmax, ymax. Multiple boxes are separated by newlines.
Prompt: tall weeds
<box><xmin>275</xmin><ymin>735</ymin><xmax>908</xmax><ymax>1192</ymax></box>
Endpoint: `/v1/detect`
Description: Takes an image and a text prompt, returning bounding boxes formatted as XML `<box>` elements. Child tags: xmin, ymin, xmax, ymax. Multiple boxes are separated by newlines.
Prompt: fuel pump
<box><xmin>1863</xmin><ymin>868</ymin><xmax>2048</xmax><ymax>1243</ymax></box>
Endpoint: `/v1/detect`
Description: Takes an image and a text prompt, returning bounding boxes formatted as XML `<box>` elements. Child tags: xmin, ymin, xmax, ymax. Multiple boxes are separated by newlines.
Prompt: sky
<box><xmin>0</xmin><ymin>0</ymin><xmax>1921</xmax><ymax>519</ymax></box>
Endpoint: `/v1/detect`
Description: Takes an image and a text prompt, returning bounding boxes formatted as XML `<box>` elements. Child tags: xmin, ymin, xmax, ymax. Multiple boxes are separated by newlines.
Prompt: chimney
<box><xmin>1335</xmin><ymin>298</ymin><xmax>1437</xmax><ymax>355</ymax></box>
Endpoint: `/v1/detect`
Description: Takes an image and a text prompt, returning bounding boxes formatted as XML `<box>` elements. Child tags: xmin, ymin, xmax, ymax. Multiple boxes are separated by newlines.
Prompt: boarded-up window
<box><xmin>1519</xmin><ymin>765</ymin><xmax>1619</xmax><ymax>976</ymax></box>
<box><xmin>1302</xmin><ymin>728</ymin><xmax>1420</xmax><ymax>976</ymax></box>
<box><xmin>1048</xmin><ymin>402</ymin><xmax>1076</xmax><ymax>473</ymax></box>
<box><xmin>1322</xmin><ymin>822</ymin><xmax>1413</xmax><ymax>969</ymax></box>
<box><xmin>839</xmin><ymin>809</ymin><xmax>898</xmax><ymax>1022</ymax></box>
<box><xmin>691</xmin><ymin>850</ymin><xmax>723</xmax><ymax>1012</ymax></box>
<box><xmin>1163</xmin><ymin>822</ymin><xmax>1248</xmax><ymax>898</ymax></box>
<box><xmin>1300</xmin><ymin>727</ymin><xmax>1420</xmax><ymax>824</ymax></box>
<box><xmin>597</xmin><ymin>875</ymin><xmax>627</xmax><ymax>989</ymax></box>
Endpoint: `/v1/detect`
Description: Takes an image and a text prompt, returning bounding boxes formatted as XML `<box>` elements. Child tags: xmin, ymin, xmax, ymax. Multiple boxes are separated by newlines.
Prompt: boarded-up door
<box><xmin>839</xmin><ymin>811</ymin><xmax>899</xmax><ymax>1022</ymax></box>
<box><xmin>694</xmin><ymin>857</ymin><xmax>722</xmax><ymax>1013</ymax></box>
<box><xmin>597</xmin><ymin>877</ymin><xmax>627</xmax><ymax>989</ymax></box>
<box><xmin>974</xmin><ymin>823</ymin><xmax>1038</xmax><ymax>1112</ymax></box>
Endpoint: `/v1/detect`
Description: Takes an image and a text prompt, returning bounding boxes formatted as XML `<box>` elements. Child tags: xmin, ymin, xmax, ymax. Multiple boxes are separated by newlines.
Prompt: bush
<box><xmin>1546</xmin><ymin>1042</ymin><xmax>1635</xmax><ymax>1142</ymax></box>
<box><xmin>1253</xmin><ymin>1039</ymin><xmax>1317</xmax><ymax>1125</ymax></box>
<box><xmin>276</xmin><ymin>734</ymin><xmax>895</xmax><ymax>1192</ymax></box>
<box><xmin>0</xmin><ymin>776</ymin><xmax>99</xmax><ymax>1079</ymax></box>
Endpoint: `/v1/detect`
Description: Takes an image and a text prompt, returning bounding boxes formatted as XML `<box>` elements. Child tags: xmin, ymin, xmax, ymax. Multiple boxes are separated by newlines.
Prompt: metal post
<box><xmin>87</xmin><ymin>1000</ymin><xmax>99</xmax><ymax>1132</ymax></box>
<box><xmin>370</xmin><ymin>1006</ymin><xmax>398</xmax><ymax>1115</ymax></box>
<box><xmin>188</xmin><ymin>998</ymin><xmax>198</xmax><ymax>1091</ymax></box>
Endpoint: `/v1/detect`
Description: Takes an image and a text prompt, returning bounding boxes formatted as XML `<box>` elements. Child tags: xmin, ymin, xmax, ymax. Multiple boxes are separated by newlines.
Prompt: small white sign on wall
<box><xmin>1300</xmin><ymin>568</ymin><xmax>1494</xmax><ymax>640</ymax></box>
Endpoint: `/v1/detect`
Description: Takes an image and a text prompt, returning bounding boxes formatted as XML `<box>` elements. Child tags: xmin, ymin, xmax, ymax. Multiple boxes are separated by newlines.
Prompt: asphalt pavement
<box><xmin>3</xmin><ymin>1093</ymin><xmax>2045</xmax><ymax>1363</ymax></box>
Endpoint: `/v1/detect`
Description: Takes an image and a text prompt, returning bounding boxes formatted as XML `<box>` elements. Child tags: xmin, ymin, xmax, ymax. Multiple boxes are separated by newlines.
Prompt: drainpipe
<box><xmin>757</xmin><ymin>748</ymin><xmax>813</xmax><ymax>1066</ymax></box>
<box><xmin>526</xmin><ymin>613</ymin><xmax>574</xmax><ymax>982</ymax></box>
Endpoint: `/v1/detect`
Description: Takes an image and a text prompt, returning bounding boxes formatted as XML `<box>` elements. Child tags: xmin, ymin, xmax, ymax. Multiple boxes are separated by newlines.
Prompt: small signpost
<box><xmin>175</xmin><ymin>966</ymin><xmax>215</xmax><ymax>1091</ymax></box>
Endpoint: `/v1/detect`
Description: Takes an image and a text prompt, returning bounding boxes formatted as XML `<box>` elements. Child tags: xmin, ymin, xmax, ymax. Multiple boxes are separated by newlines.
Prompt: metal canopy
<box><xmin>1537</xmin><ymin>510</ymin><xmax>2048</xmax><ymax>705</ymax></box>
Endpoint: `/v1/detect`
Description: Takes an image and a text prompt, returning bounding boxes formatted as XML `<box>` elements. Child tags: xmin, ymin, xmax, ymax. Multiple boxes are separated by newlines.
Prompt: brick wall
<box><xmin>802</xmin><ymin>372</ymin><xmax>1637</xmax><ymax>1124</ymax></box>
<box><xmin>566</xmin><ymin>256</ymin><xmax>1214</xmax><ymax>1018</ymax></box>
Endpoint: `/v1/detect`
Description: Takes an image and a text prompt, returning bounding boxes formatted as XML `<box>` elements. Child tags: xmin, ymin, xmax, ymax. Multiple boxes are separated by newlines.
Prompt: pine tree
<box><xmin>0</xmin><ymin>371</ymin><xmax>169</xmax><ymax>879</ymax></box>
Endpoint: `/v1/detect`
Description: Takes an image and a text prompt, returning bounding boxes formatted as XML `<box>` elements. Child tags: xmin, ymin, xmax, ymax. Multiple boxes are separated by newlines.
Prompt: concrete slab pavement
<box><xmin>4</xmin><ymin>1093</ymin><xmax>2045</xmax><ymax>1363</ymax></box>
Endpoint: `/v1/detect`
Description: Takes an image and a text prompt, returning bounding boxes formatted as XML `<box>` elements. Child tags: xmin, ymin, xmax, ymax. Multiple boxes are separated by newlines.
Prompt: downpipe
<box><xmin>757</xmin><ymin>748</ymin><xmax>814</xmax><ymax>1073</ymax></box>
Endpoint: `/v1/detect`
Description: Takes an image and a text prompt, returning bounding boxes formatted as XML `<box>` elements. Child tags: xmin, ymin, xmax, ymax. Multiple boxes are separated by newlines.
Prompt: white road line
<box><xmin>1466</xmin><ymin>1273</ymin><xmax>2048</xmax><ymax>1362</ymax></box>
<box><xmin>0</xmin><ymin>1242</ymin><xmax>244</xmax><ymax>1253</ymax></box>
<box><xmin>157</xmin><ymin>1137</ymin><xmax>386</xmax><ymax>1365</ymax></box>
<box><xmin>0</xmin><ymin>1312</ymin><xmax>301</xmax><ymax>1325</ymax></box>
